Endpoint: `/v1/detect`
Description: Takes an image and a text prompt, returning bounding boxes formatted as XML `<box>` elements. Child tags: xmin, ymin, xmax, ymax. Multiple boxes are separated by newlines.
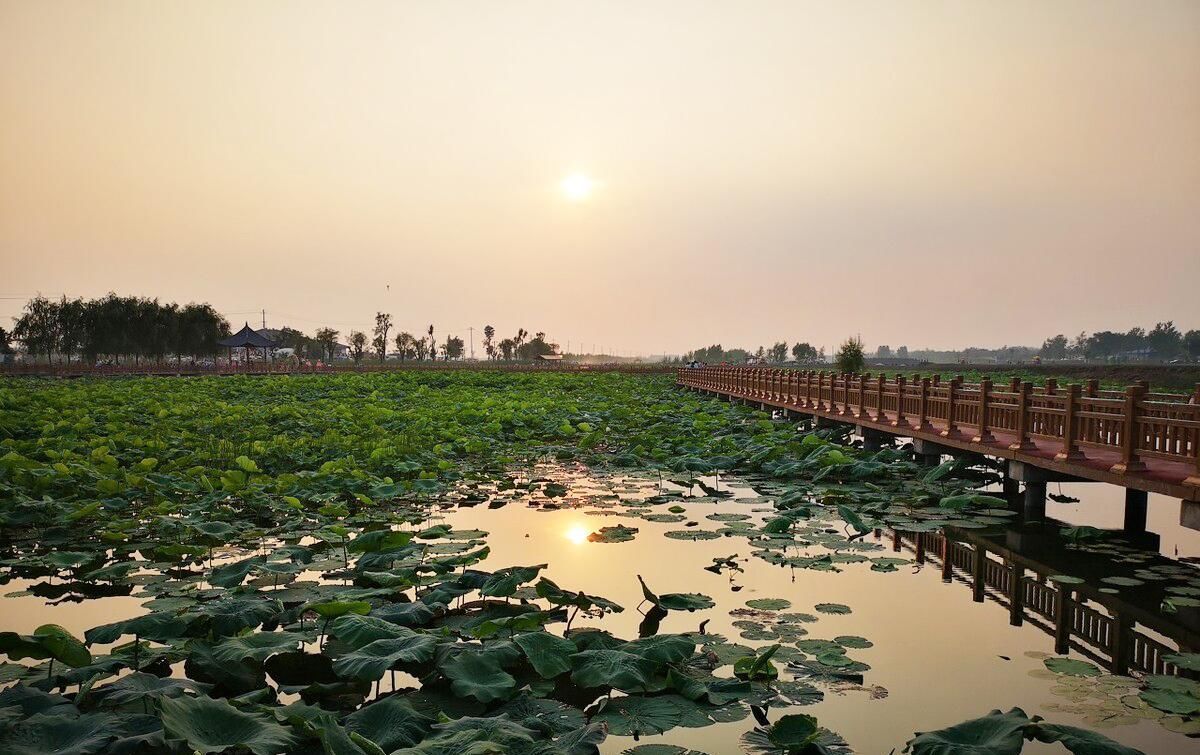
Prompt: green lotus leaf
<box><xmin>1044</xmin><ymin>657</ymin><xmax>1102</xmax><ymax>677</ymax></box>
<box><xmin>213</xmin><ymin>631</ymin><xmax>303</xmax><ymax>663</ymax></box>
<box><xmin>904</xmin><ymin>708</ymin><xmax>1034</xmax><ymax>755</ymax></box>
<box><xmin>514</xmin><ymin>631</ymin><xmax>577</xmax><ymax>679</ymax></box>
<box><xmin>160</xmin><ymin>694</ymin><xmax>294</xmax><ymax>755</ymax></box>
<box><xmin>309</xmin><ymin>600</ymin><xmax>371</xmax><ymax>619</ymax></box>
<box><xmin>570</xmin><ymin>649</ymin><xmax>657</xmax><ymax>692</ymax></box>
<box><xmin>814</xmin><ymin>603</ymin><xmax>852</xmax><ymax>615</ymax></box>
<box><xmin>345</xmin><ymin>695</ymin><xmax>436</xmax><ymax>751</ymax></box>
<box><xmin>480</xmin><ymin>564</ymin><xmax>548</xmax><ymax>598</ymax></box>
<box><xmin>745</xmin><ymin>598</ymin><xmax>791</xmax><ymax>611</ymax></box>
<box><xmin>619</xmin><ymin>634</ymin><xmax>696</xmax><ymax>665</ymax></box>
<box><xmin>592</xmin><ymin>695</ymin><xmax>682</xmax><ymax>736</ymax></box>
<box><xmin>1030</xmin><ymin>723</ymin><xmax>1145</xmax><ymax>754</ymax></box>
<box><xmin>92</xmin><ymin>672</ymin><xmax>208</xmax><ymax>706</ymax></box>
<box><xmin>588</xmin><ymin>524</ymin><xmax>639</xmax><ymax>543</ymax></box>
<box><xmin>331</xmin><ymin>614</ymin><xmax>422</xmax><ymax>649</ymax></box>
<box><xmin>0</xmin><ymin>712</ymin><xmax>138</xmax><ymax>755</ymax></box>
<box><xmin>1139</xmin><ymin>687</ymin><xmax>1200</xmax><ymax>716</ymax></box>
<box><xmin>332</xmin><ymin>635</ymin><xmax>438</xmax><ymax>681</ymax></box>
<box><xmin>767</xmin><ymin>714</ymin><xmax>821</xmax><ymax>749</ymax></box>
<box><xmin>31</xmin><ymin>624</ymin><xmax>92</xmax><ymax>667</ymax></box>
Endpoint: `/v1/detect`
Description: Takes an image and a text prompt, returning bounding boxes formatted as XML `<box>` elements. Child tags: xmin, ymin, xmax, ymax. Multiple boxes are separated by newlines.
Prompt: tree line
<box><xmin>300</xmin><ymin>315</ymin><xmax>561</xmax><ymax>364</ymax></box>
<box><xmin>8</xmin><ymin>295</ymin><xmax>229</xmax><ymax>364</ymax></box>
<box><xmin>674</xmin><ymin>341</ymin><xmax>824</xmax><ymax>365</ymax></box>
<box><xmin>1039</xmin><ymin>322</ymin><xmax>1200</xmax><ymax>362</ymax></box>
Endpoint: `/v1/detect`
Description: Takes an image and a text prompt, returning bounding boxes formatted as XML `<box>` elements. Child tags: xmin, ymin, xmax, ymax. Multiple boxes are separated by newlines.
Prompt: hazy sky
<box><xmin>3</xmin><ymin>1</ymin><xmax>1198</xmax><ymax>355</ymax></box>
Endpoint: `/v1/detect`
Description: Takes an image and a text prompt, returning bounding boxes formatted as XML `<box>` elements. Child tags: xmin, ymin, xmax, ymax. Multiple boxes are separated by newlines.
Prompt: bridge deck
<box><xmin>678</xmin><ymin>367</ymin><xmax>1200</xmax><ymax>501</ymax></box>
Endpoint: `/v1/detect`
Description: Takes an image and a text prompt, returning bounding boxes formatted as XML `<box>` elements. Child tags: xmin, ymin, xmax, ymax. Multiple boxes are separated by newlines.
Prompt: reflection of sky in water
<box><xmin>443</xmin><ymin>470</ymin><xmax>1198</xmax><ymax>754</ymax></box>
<box><xmin>2</xmin><ymin>467</ymin><xmax>1196</xmax><ymax>753</ymax></box>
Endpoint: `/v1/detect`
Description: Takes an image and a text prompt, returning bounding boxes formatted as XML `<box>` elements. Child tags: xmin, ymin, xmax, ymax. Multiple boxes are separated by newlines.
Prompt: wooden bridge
<box><xmin>677</xmin><ymin>366</ymin><xmax>1200</xmax><ymax>528</ymax></box>
<box><xmin>888</xmin><ymin>526</ymin><xmax>1197</xmax><ymax>678</ymax></box>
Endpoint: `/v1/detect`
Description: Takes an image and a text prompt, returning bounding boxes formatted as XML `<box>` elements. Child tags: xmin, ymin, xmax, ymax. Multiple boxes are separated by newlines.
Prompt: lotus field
<box><xmin>0</xmin><ymin>372</ymin><xmax>1197</xmax><ymax>754</ymax></box>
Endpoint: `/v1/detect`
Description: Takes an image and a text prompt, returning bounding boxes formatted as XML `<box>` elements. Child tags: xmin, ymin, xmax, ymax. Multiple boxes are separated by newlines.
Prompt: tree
<box><xmin>515</xmin><ymin>332</ymin><xmax>557</xmax><ymax>360</ymax></box>
<box><xmin>12</xmin><ymin>296</ymin><xmax>59</xmax><ymax>362</ymax></box>
<box><xmin>1184</xmin><ymin>330</ymin><xmax>1200</xmax><ymax>361</ymax></box>
<box><xmin>791</xmin><ymin>342</ymin><xmax>819</xmax><ymax>363</ymax></box>
<box><xmin>498</xmin><ymin>338</ymin><xmax>515</xmax><ymax>360</ymax></box>
<box><xmin>373</xmin><ymin>312</ymin><xmax>392</xmax><ymax>363</ymax></box>
<box><xmin>413</xmin><ymin>337</ymin><xmax>428</xmax><ymax>361</ymax></box>
<box><xmin>0</xmin><ymin>326</ymin><xmax>12</xmax><ymax>355</ymax></box>
<box><xmin>834</xmin><ymin>336</ymin><xmax>866</xmax><ymax>374</ymax></box>
<box><xmin>1148</xmin><ymin>321</ymin><xmax>1182</xmax><ymax>359</ymax></box>
<box><xmin>1040</xmin><ymin>334</ymin><xmax>1068</xmax><ymax>361</ymax></box>
<box><xmin>754</xmin><ymin>346</ymin><xmax>765</xmax><ymax>362</ymax></box>
<box><xmin>483</xmin><ymin>325</ymin><xmax>496</xmax><ymax>359</ymax></box>
<box><xmin>394</xmin><ymin>332</ymin><xmax>415</xmax><ymax>361</ymax></box>
<box><xmin>444</xmin><ymin>336</ymin><xmax>465</xmax><ymax>360</ymax></box>
<box><xmin>427</xmin><ymin>325</ymin><xmax>436</xmax><ymax>360</ymax></box>
<box><xmin>768</xmin><ymin>341</ymin><xmax>788</xmax><ymax>363</ymax></box>
<box><xmin>315</xmin><ymin>328</ymin><xmax>340</xmax><ymax>362</ymax></box>
<box><xmin>348</xmin><ymin>331</ymin><xmax>367</xmax><ymax>364</ymax></box>
<box><xmin>875</xmin><ymin>345</ymin><xmax>892</xmax><ymax>358</ymax></box>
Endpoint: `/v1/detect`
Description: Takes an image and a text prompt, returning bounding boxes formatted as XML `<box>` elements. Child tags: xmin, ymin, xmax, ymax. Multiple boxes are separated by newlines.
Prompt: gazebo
<box><xmin>219</xmin><ymin>323</ymin><xmax>277</xmax><ymax>367</ymax></box>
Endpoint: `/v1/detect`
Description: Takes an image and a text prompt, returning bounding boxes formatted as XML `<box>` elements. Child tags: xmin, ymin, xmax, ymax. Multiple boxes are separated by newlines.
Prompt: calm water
<box><xmin>2</xmin><ymin>468</ymin><xmax>1197</xmax><ymax>753</ymax></box>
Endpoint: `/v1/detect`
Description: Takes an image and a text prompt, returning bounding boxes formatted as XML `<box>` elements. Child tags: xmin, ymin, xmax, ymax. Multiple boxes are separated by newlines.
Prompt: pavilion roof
<box><xmin>218</xmin><ymin>323</ymin><xmax>277</xmax><ymax>349</ymax></box>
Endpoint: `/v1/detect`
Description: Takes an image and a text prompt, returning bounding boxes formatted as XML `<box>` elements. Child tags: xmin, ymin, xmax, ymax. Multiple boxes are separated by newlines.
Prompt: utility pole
<box><xmin>468</xmin><ymin>326</ymin><xmax>475</xmax><ymax>360</ymax></box>
<box><xmin>262</xmin><ymin>310</ymin><xmax>266</xmax><ymax>329</ymax></box>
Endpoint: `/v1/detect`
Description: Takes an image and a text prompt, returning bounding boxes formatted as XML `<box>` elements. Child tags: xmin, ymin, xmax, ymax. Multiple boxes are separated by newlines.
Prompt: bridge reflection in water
<box><xmin>885</xmin><ymin>520</ymin><xmax>1198</xmax><ymax>678</ymax></box>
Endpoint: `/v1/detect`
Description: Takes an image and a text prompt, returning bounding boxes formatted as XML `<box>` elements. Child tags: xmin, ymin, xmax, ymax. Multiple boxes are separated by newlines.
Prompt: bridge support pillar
<box><xmin>1181</xmin><ymin>499</ymin><xmax>1200</xmax><ymax>533</ymax></box>
<box><xmin>1002</xmin><ymin>461</ymin><xmax>1020</xmax><ymax>501</ymax></box>
<box><xmin>860</xmin><ymin>427</ymin><xmax>888</xmax><ymax>452</ymax></box>
<box><xmin>1023</xmin><ymin>481</ymin><xmax>1047</xmax><ymax>522</ymax></box>
<box><xmin>1123</xmin><ymin>489</ymin><xmax>1148</xmax><ymax>534</ymax></box>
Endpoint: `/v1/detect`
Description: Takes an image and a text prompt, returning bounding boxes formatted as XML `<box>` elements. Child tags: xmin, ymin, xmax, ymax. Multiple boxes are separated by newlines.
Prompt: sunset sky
<box><xmin>3</xmin><ymin>1</ymin><xmax>1198</xmax><ymax>355</ymax></box>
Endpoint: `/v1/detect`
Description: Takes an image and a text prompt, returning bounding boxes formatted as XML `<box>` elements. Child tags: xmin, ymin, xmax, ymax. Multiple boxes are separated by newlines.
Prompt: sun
<box><xmin>560</xmin><ymin>172</ymin><xmax>595</xmax><ymax>202</ymax></box>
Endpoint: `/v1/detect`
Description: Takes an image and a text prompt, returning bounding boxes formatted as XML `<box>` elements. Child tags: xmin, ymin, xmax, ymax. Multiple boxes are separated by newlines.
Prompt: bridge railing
<box><xmin>678</xmin><ymin>366</ymin><xmax>1200</xmax><ymax>483</ymax></box>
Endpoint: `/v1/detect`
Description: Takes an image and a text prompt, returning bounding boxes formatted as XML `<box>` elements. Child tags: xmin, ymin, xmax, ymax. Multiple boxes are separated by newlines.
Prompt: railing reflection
<box><xmin>889</xmin><ymin>523</ymin><xmax>1197</xmax><ymax>678</ymax></box>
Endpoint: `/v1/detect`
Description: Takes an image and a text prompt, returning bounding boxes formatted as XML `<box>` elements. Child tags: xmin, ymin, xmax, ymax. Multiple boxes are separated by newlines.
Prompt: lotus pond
<box><xmin>0</xmin><ymin>372</ymin><xmax>1197</xmax><ymax>755</ymax></box>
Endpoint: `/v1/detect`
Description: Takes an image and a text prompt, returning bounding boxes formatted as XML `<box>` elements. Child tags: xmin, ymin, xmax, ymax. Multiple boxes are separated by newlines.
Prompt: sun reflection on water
<box><xmin>565</xmin><ymin>523</ymin><xmax>589</xmax><ymax>544</ymax></box>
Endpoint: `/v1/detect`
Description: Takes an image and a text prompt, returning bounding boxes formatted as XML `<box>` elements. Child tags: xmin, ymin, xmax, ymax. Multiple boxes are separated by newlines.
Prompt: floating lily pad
<box><xmin>745</xmin><ymin>598</ymin><xmax>792</xmax><ymax>611</ymax></box>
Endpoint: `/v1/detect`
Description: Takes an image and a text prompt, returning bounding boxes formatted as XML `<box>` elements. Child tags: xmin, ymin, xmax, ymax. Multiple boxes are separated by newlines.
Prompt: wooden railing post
<box><xmin>841</xmin><ymin>373</ymin><xmax>855</xmax><ymax>416</ymax></box>
<box><xmin>1009</xmin><ymin>381</ymin><xmax>1035</xmax><ymax>450</ymax></box>
<box><xmin>973</xmin><ymin>378</ymin><xmax>996</xmax><ymax>443</ymax></box>
<box><xmin>858</xmin><ymin>373</ymin><xmax>869</xmax><ymax>421</ymax></box>
<box><xmin>1189</xmin><ymin>384</ymin><xmax>1200</xmax><ymax>487</ymax></box>
<box><xmin>941</xmin><ymin>377</ymin><xmax>959</xmax><ymax>438</ymax></box>
<box><xmin>875</xmin><ymin>374</ymin><xmax>886</xmax><ymax>422</ymax></box>
<box><xmin>815</xmin><ymin>371</ymin><xmax>826</xmax><ymax>411</ymax></box>
<box><xmin>804</xmin><ymin>370</ymin><xmax>813</xmax><ymax>408</ymax></box>
<box><xmin>1111</xmin><ymin>385</ymin><xmax>1148</xmax><ymax>474</ymax></box>
<box><xmin>1055</xmin><ymin>384</ymin><xmax>1084</xmax><ymax>461</ymax></box>
<box><xmin>891</xmin><ymin>375</ymin><xmax>907</xmax><ymax>428</ymax></box>
<box><xmin>1045</xmin><ymin>378</ymin><xmax>1057</xmax><ymax>396</ymax></box>
<box><xmin>916</xmin><ymin>377</ymin><xmax>932</xmax><ymax>430</ymax></box>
